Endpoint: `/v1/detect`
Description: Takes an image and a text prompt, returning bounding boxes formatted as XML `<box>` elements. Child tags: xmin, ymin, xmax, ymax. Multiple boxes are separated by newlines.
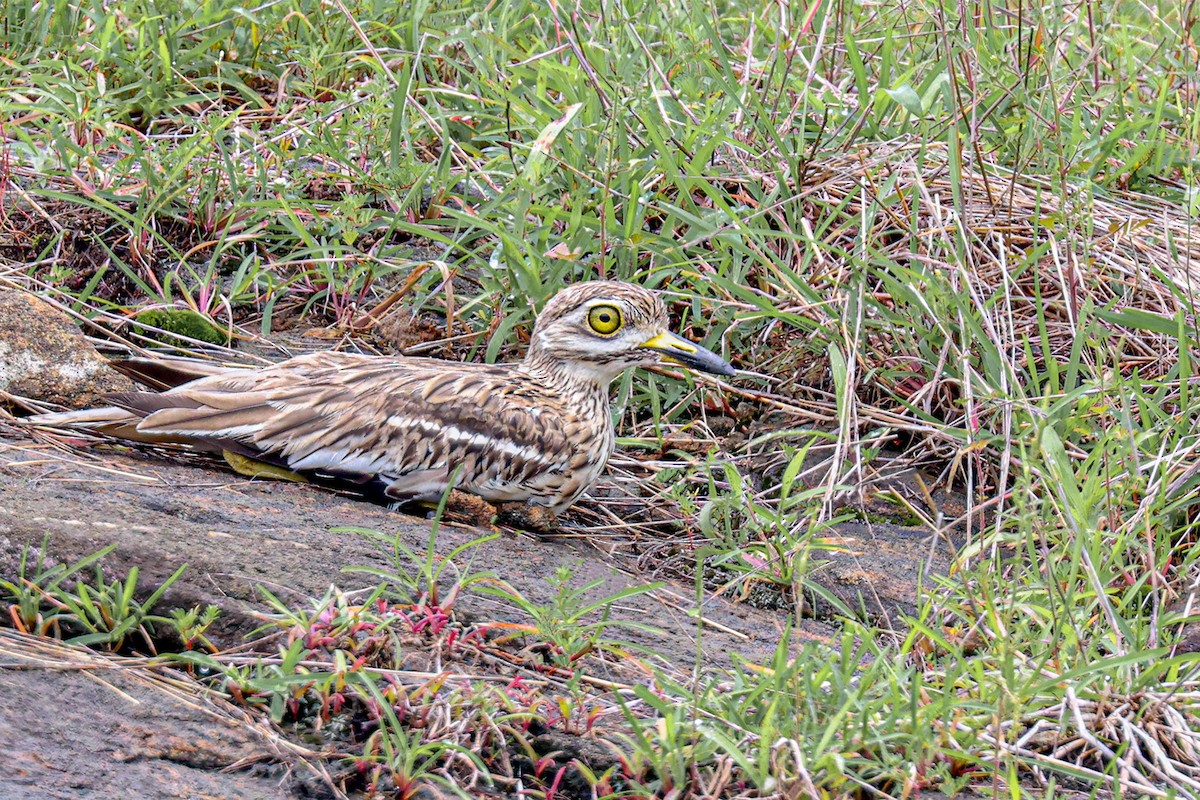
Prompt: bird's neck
<box><xmin>521</xmin><ymin>350</ymin><xmax>621</xmax><ymax>395</ymax></box>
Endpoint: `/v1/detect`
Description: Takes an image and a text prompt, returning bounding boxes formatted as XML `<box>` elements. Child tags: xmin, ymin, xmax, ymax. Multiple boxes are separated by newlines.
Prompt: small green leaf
<box><xmin>1094</xmin><ymin>306</ymin><xmax>1180</xmax><ymax>336</ymax></box>
<box><xmin>522</xmin><ymin>103</ymin><xmax>583</xmax><ymax>181</ymax></box>
<box><xmin>885</xmin><ymin>84</ymin><xmax>924</xmax><ymax>115</ymax></box>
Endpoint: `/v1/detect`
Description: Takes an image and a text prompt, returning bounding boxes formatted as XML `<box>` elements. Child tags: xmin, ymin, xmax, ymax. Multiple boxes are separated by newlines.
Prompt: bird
<box><xmin>28</xmin><ymin>281</ymin><xmax>734</xmax><ymax>521</ymax></box>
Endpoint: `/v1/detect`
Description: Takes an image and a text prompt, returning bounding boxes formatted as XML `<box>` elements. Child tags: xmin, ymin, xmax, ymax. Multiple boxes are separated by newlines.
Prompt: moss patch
<box><xmin>134</xmin><ymin>309</ymin><xmax>231</xmax><ymax>347</ymax></box>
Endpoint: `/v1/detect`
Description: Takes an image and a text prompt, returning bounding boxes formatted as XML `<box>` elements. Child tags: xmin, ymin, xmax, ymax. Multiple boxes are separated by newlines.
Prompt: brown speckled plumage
<box><xmin>29</xmin><ymin>281</ymin><xmax>734</xmax><ymax>513</ymax></box>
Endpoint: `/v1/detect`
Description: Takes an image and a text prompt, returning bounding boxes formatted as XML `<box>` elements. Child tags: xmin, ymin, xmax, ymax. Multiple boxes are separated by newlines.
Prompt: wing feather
<box><xmin>110</xmin><ymin>356</ymin><xmax>236</xmax><ymax>391</ymax></box>
<box><xmin>70</xmin><ymin>352</ymin><xmax>581</xmax><ymax>502</ymax></box>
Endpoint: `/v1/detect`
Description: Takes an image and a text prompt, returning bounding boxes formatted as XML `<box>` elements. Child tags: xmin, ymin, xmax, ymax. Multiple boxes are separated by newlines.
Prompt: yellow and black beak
<box><xmin>639</xmin><ymin>331</ymin><xmax>736</xmax><ymax>377</ymax></box>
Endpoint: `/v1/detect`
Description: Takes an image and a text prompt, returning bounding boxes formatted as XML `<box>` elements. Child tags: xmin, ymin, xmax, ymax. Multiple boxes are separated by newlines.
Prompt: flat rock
<box><xmin>0</xmin><ymin>428</ymin><xmax>831</xmax><ymax>671</ymax></box>
<box><xmin>0</xmin><ymin>642</ymin><xmax>302</xmax><ymax>800</ymax></box>
<box><xmin>814</xmin><ymin>521</ymin><xmax>953</xmax><ymax>627</ymax></box>
<box><xmin>0</xmin><ymin>290</ymin><xmax>134</xmax><ymax>408</ymax></box>
<box><xmin>0</xmin><ymin>425</ymin><xmax>958</xmax><ymax>797</ymax></box>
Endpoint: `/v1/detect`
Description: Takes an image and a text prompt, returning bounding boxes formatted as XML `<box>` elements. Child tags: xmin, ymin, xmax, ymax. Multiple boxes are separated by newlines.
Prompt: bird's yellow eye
<box><xmin>586</xmin><ymin>304</ymin><xmax>623</xmax><ymax>336</ymax></box>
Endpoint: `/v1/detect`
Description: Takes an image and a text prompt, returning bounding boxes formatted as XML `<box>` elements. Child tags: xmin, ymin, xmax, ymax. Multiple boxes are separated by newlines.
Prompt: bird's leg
<box><xmin>493</xmin><ymin>502</ymin><xmax>559</xmax><ymax>535</ymax></box>
<box><xmin>436</xmin><ymin>489</ymin><xmax>501</xmax><ymax>528</ymax></box>
<box><xmin>416</xmin><ymin>493</ymin><xmax>558</xmax><ymax>534</ymax></box>
<box><xmin>427</xmin><ymin>493</ymin><xmax>558</xmax><ymax>534</ymax></box>
<box><xmin>222</xmin><ymin>451</ymin><xmax>308</xmax><ymax>483</ymax></box>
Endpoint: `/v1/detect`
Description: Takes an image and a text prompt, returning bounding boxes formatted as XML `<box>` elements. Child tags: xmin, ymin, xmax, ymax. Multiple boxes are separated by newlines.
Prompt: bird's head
<box><xmin>525</xmin><ymin>281</ymin><xmax>735</xmax><ymax>383</ymax></box>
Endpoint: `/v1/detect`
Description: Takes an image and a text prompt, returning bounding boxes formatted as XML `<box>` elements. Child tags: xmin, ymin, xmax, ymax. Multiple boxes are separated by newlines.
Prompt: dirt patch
<box><xmin>0</xmin><ymin>201</ymin><xmax>206</xmax><ymax>308</ymax></box>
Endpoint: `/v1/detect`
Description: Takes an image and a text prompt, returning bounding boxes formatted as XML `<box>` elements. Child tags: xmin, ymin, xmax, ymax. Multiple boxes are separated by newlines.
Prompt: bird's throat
<box><xmin>521</xmin><ymin>351</ymin><xmax>626</xmax><ymax>391</ymax></box>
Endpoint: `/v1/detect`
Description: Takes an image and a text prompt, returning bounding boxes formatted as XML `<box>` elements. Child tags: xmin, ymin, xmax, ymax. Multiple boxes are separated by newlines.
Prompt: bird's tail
<box><xmin>109</xmin><ymin>356</ymin><xmax>233</xmax><ymax>391</ymax></box>
<box><xmin>23</xmin><ymin>355</ymin><xmax>237</xmax><ymax>434</ymax></box>
<box><xmin>23</xmin><ymin>407</ymin><xmax>161</xmax><ymax>444</ymax></box>
<box><xmin>25</xmin><ymin>407</ymin><xmax>137</xmax><ymax>428</ymax></box>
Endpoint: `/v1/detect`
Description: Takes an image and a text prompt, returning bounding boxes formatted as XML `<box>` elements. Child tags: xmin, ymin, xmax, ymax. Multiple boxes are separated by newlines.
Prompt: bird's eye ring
<box><xmin>587</xmin><ymin>304</ymin><xmax>623</xmax><ymax>336</ymax></box>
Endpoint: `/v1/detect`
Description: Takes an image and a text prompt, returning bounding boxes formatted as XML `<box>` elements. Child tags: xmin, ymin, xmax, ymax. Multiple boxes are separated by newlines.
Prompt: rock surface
<box><xmin>0</xmin><ymin>429</ymin><xmax>827</xmax><ymax>668</ymax></box>
<box><xmin>0</xmin><ymin>647</ymin><xmax>301</xmax><ymax>800</ymax></box>
<box><xmin>815</xmin><ymin>520</ymin><xmax>952</xmax><ymax>626</ymax></box>
<box><xmin>0</xmin><ymin>418</ymin><xmax>958</xmax><ymax>797</ymax></box>
<box><xmin>0</xmin><ymin>290</ymin><xmax>135</xmax><ymax>408</ymax></box>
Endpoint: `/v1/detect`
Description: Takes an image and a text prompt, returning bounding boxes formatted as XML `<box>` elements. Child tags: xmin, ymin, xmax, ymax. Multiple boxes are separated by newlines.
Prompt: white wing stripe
<box><xmin>386</xmin><ymin>415</ymin><xmax>560</xmax><ymax>469</ymax></box>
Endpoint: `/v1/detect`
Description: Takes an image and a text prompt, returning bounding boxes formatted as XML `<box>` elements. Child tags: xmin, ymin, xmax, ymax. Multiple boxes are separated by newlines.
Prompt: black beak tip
<box><xmin>671</xmin><ymin>348</ymin><xmax>736</xmax><ymax>378</ymax></box>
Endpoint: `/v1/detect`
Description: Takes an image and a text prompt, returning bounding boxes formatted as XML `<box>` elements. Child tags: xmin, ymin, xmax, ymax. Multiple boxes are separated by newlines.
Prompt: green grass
<box><xmin>4</xmin><ymin>0</ymin><xmax>1200</xmax><ymax>796</ymax></box>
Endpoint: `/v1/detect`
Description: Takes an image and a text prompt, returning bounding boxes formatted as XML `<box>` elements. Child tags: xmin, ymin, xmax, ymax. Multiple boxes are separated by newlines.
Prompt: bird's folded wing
<box><xmin>97</xmin><ymin>353</ymin><xmax>575</xmax><ymax>487</ymax></box>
